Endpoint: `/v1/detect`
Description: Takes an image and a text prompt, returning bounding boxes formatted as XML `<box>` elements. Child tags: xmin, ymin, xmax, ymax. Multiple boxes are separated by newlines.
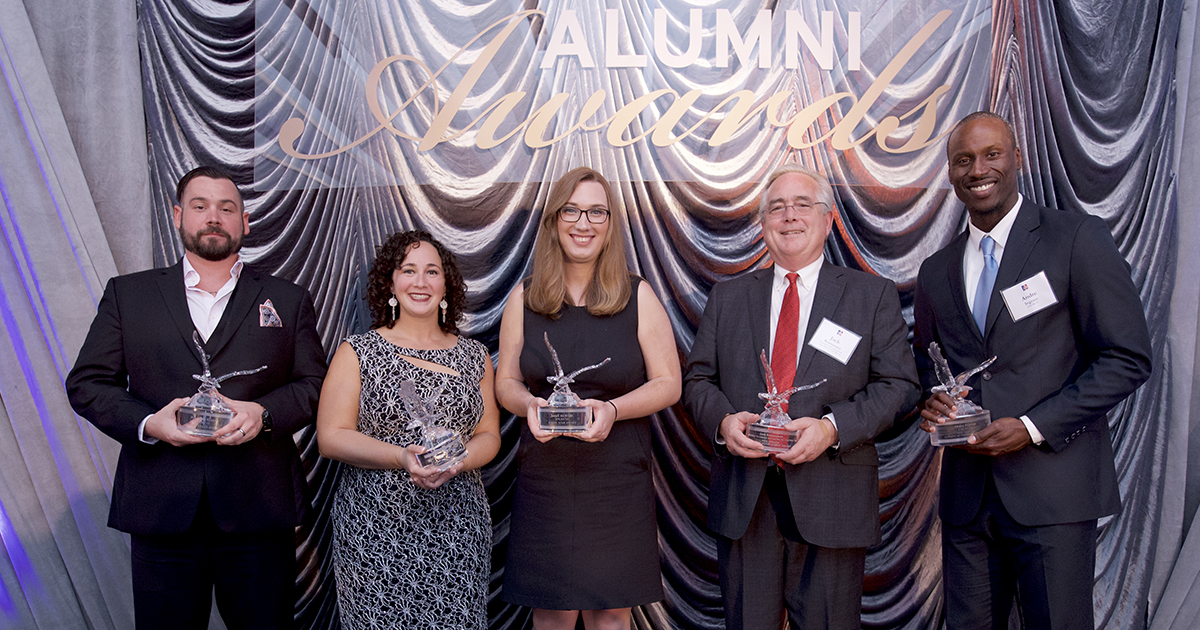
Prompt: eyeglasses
<box><xmin>766</xmin><ymin>200</ymin><xmax>828</xmax><ymax>217</ymax></box>
<box><xmin>559</xmin><ymin>205</ymin><xmax>611</xmax><ymax>224</ymax></box>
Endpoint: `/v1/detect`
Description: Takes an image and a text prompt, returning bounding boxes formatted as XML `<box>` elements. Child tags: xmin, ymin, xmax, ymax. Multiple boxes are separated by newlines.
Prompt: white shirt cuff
<box><xmin>823</xmin><ymin>412</ymin><xmax>840</xmax><ymax>450</ymax></box>
<box><xmin>714</xmin><ymin>416</ymin><xmax>728</xmax><ymax>446</ymax></box>
<box><xmin>138</xmin><ymin>415</ymin><xmax>159</xmax><ymax>445</ymax></box>
<box><xmin>1020</xmin><ymin>415</ymin><xmax>1044</xmax><ymax>445</ymax></box>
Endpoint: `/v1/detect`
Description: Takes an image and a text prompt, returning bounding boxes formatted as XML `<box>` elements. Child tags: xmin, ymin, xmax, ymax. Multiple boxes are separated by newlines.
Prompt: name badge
<box><xmin>999</xmin><ymin>270</ymin><xmax>1059</xmax><ymax>322</ymax></box>
<box><xmin>807</xmin><ymin>318</ymin><xmax>861</xmax><ymax>365</ymax></box>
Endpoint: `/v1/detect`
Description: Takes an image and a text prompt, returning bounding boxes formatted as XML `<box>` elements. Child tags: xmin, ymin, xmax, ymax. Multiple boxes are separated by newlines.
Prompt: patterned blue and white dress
<box><xmin>331</xmin><ymin>330</ymin><xmax>491</xmax><ymax>630</ymax></box>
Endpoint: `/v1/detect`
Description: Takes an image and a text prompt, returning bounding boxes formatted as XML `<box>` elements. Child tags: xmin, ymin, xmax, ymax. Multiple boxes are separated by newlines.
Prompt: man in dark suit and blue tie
<box><xmin>684</xmin><ymin>165</ymin><xmax>919</xmax><ymax>629</ymax></box>
<box><xmin>914</xmin><ymin>112</ymin><xmax>1152</xmax><ymax>629</ymax></box>
<box><xmin>66</xmin><ymin>166</ymin><xmax>327</xmax><ymax>629</ymax></box>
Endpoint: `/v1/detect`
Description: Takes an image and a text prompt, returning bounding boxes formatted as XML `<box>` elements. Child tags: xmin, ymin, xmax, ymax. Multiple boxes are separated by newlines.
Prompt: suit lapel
<box><xmin>205</xmin><ymin>270</ymin><xmax>263</xmax><ymax>360</ymax></box>
<box><xmin>984</xmin><ymin>202</ymin><xmax>1040</xmax><ymax>338</ymax></box>
<box><xmin>794</xmin><ymin>262</ymin><xmax>844</xmax><ymax>386</ymax></box>
<box><xmin>748</xmin><ymin>268</ymin><xmax>773</xmax><ymax>374</ymax></box>
<box><xmin>157</xmin><ymin>261</ymin><xmax>205</xmax><ymax>365</ymax></box>
<box><xmin>941</xmin><ymin>232</ymin><xmax>978</xmax><ymax>341</ymax></box>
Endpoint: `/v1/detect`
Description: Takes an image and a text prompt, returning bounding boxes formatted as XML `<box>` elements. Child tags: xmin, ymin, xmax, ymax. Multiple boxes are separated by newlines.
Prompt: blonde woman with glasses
<box><xmin>496</xmin><ymin>167</ymin><xmax>681</xmax><ymax>630</ymax></box>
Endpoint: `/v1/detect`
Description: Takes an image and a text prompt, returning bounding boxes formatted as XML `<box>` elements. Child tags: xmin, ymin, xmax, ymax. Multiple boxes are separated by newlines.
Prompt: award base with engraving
<box><xmin>747</xmin><ymin>422</ymin><xmax>798</xmax><ymax>453</ymax></box>
<box><xmin>176</xmin><ymin>403</ymin><xmax>233</xmax><ymax>437</ymax></box>
<box><xmin>176</xmin><ymin>330</ymin><xmax>268</xmax><ymax>438</ymax></box>
<box><xmin>415</xmin><ymin>432</ymin><xmax>465</xmax><ymax>470</ymax></box>
<box><xmin>537</xmin><ymin>405</ymin><xmax>591</xmax><ymax>433</ymax></box>
<box><xmin>930</xmin><ymin>409</ymin><xmax>991</xmax><ymax>446</ymax></box>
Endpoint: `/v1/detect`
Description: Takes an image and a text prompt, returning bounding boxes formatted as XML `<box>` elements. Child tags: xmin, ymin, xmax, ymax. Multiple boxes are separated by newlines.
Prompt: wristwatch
<box><xmin>260</xmin><ymin>408</ymin><xmax>273</xmax><ymax>432</ymax></box>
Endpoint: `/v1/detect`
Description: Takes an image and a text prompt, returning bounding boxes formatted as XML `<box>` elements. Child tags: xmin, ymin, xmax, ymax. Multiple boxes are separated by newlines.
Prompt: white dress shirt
<box><xmin>963</xmin><ymin>194</ymin><xmax>1021</xmax><ymax>314</ymax></box>
<box><xmin>960</xmin><ymin>195</ymin><xmax>1044</xmax><ymax>445</ymax></box>
<box><xmin>183</xmin><ymin>254</ymin><xmax>244</xmax><ymax>342</ymax></box>
<box><xmin>769</xmin><ymin>256</ymin><xmax>838</xmax><ymax>439</ymax></box>
<box><xmin>767</xmin><ymin>256</ymin><xmax>823</xmax><ymax>366</ymax></box>
<box><xmin>139</xmin><ymin>254</ymin><xmax>245</xmax><ymax>443</ymax></box>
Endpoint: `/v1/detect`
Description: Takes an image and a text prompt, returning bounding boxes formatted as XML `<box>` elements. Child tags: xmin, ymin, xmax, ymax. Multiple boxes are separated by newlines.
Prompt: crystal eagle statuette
<box><xmin>176</xmin><ymin>331</ymin><xmax>268</xmax><ymax>437</ymax></box>
<box><xmin>536</xmin><ymin>332</ymin><xmax>611</xmax><ymax>433</ymax></box>
<box><xmin>927</xmin><ymin>341</ymin><xmax>997</xmax><ymax>446</ymax></box>
<box><xmin>400</xmin><ymin>379</ymin><xmax>467</xmax><ymax>472</ymax></box>
<box><xmin>746</xmin><ymin>350</ymin><xmax>826</xmax><ymax>453</ymax></box>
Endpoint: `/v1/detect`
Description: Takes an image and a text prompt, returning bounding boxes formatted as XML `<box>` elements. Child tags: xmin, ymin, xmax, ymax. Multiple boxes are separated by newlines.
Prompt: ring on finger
<box><xmin>238</xmin><ymin>428</ymin><xmax>246</xmax><ymax>437</ymax></box>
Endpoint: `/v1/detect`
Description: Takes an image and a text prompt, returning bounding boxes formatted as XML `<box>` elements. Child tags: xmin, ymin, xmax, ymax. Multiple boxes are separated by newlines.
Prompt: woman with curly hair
<box><xmin>317</xmin><ymin>230</ymin><xmax>499</xmax><ymax>630</ymax></box>
<box><xmin>496</xmin><ymin>167</ymin><xmax>681</xmax><ymax>630</ymax></box>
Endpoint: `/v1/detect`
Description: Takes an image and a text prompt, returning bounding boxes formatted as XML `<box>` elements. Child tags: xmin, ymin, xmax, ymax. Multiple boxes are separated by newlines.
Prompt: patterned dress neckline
<box><xmin>369</xmin><ymin>328</ymin><xmax>462</xmax><ymax>357</ymax></box>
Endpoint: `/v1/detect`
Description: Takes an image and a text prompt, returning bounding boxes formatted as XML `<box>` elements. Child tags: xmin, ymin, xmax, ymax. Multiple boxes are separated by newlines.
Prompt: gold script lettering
<box><xmin>606</xmin><ymin>89</ymin><xmax>675</xmax><ymax>147</ymax></box>
<box><xmin>525</xmin><ymin>91</ymin><xmax>609</xmax><ymax>148</ymax></box>
<box><xmin>828</xmin><ymin>9</ymin><xmax>952</xmax><ymax>151</ymax></box>
<box><xmin>873</xmin><ymin>84</ymin><xmax>953</xmax><ymax>153</ymax></box>
<box><xmin>277</xmin><ymin>9</ymin><xmax>957</xmax><ymax>160</ymax></box>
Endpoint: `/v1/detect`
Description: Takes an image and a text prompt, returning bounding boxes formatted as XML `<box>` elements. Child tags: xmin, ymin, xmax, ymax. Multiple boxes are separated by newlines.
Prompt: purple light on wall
<box><xmin>0</xmin><ymin>497</ymin><xmax>39</xmax><ymax>617</ymax></box>
<box><xmin>0</xmin><ymin>175</ymin><xmax>53</xmax><ymax>616</ymax></box>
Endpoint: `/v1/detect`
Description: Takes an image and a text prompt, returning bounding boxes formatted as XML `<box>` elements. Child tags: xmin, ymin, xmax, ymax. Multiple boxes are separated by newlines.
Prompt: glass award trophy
<box><xmin>537</xmin><ymin>332</ymin><xmax>611</xmax><ymax>433</ymax></box>
<box><xmin>176</xmin><ymin>331</ymin><xmax>267</xmax><ymax>437</ymax></box>
<box><xmin>399</xmin><ymin>380</ymin><xmax>467</xmax><ymax>471</ymax></box>
<box><xmin>927</xmin><ymin>341</ymin><xmax>997</xmax><ymax>446</ymax></box>
<box><xmin>746</xmin><ymin>350</ymin><xmax>826</xmax><ymax>453</ymax></box>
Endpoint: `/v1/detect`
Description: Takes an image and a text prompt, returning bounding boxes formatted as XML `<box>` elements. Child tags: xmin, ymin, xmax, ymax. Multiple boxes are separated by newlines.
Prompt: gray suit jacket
<box><xmin>684</xmin><ymin>261</ymin><xmax>919</xmax><ymax>547</ymax></box>
<box><xmin>913</xmin><ymin>201</ymin><xmax>1152</xmax><ymax>527</ymax></box>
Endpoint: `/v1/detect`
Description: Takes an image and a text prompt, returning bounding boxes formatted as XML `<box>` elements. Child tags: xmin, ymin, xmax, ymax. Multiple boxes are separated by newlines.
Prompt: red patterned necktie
<box><xmin>771</xmin><ymin>272</ymin><xmax>800</xmax><ymax>412</ymax></box>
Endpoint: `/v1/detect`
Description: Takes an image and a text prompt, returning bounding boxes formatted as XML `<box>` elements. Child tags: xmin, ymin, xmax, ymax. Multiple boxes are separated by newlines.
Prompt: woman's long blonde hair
<box><xmin>525</xmin><ymin>167</ymin><xmax>631</xmax><ymax>318</ymax></box>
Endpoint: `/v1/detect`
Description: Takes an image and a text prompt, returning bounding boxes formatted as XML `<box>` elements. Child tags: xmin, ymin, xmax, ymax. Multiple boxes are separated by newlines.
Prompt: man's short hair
<box><xmin>175</xmin><ymin>166</ymin><xmax>241</xmax><ymax>209</ymax></box>
<box><xmin>945</xmin><ymin>111</ymin><xmax>1018</xmax><ymax>160</ymax></box>
<box><xmin>758</xmin><ymin>164</ymin><xmax>835</xmax><ymax>219</ymax></box>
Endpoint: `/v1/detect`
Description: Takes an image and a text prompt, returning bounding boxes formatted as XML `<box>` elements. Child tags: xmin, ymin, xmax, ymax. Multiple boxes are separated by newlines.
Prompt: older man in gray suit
<box><xmin>684</xmin><ymin>165</ymin><xmax>919</xmax><ymax>629</ymax></box>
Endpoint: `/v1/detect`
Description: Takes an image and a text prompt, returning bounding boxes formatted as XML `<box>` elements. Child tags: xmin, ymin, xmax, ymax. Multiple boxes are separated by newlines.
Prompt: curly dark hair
<box><xmin>367</xmin><ymin>230</ymin><xmax>467</xmax><ymax>334</ymax></box>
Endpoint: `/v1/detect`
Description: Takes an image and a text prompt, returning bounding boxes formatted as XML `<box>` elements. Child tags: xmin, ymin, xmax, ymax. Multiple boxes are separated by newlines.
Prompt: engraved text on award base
<box><xmin>416</xmin><ymin>434</ymin><xmax>468</xmax><ymax>472</ymax></box>
<box><xmin>746</xmin><ymin>423</ymin><xmax>799</xmax><ymax>454</ymax></box>
<box><xmin>930</xmin><ymin>409</ymin><xmax>991</xmax><ymax>446</ymax></box>
<box><xmin>176</xmin><ymin>405</ymin><xmax>234</xmax><ymax>437</ymax></box>
<box><xmin>538</xmin><ymin>405</ymin><xmax>592</xmax><ymax>433</ymax></box>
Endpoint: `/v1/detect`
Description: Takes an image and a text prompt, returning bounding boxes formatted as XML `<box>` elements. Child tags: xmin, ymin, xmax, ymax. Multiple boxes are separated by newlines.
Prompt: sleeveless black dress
<box><xmin>501</xmin><ymin>277</ymin><xmax>662</xmax><ymax>610</ymax></box>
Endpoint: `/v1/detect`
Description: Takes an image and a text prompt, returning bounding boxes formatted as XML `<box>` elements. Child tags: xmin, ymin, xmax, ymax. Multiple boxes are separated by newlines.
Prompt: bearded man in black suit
<box><xmin>66</xmin><ymin>166</ymin><xmax>326</xmax><ymax>629</ymax></box>
<box><xmin>914</xmin><ymin>112</ymin><xmax>1152</xmax><ymax>629</ymax></box>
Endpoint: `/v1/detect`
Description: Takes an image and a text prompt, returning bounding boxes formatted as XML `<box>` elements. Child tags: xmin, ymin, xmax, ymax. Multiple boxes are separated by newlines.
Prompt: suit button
<box><xmin>982</xmin><ymin>372</ymin><xmax>992</xmax><ymax>381</ymax></box>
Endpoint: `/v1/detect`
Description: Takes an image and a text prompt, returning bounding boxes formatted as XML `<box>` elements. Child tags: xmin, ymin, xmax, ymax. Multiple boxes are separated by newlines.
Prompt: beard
<box><xmin>180</xmin><ymin>226</ymin><xmax>242</xmax><ymax>262</ymax></box>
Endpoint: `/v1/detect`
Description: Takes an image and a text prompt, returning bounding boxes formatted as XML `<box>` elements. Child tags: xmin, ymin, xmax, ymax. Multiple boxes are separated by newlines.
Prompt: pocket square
<box><xmin>259</xmin><ymin>299</ymin><xmax>283</xmax><ymax>328</ymax></box>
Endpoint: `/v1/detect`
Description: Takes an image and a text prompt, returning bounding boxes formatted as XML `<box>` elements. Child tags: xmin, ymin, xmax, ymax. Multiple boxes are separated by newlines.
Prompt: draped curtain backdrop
<box><xmin>0</xmin><ymin>1</ymin><xmax>1197</xmax><ymax>629</ymax></box>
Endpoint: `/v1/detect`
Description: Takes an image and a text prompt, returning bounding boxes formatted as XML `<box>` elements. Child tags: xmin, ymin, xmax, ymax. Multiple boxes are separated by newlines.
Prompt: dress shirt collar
<box><xmin>183</xmin><ymin>253</ymin><xmax>244</xmax><ymax>290</ymax></box>
<box><xmin>773</xmin><ymin>254</ymin><xmax>823</xmax><ymax>293</ymax></box>
<box><xmin>967</xmin><ymin>193</ymin><xmax>1023</xmax><ymax>253</ymax></box>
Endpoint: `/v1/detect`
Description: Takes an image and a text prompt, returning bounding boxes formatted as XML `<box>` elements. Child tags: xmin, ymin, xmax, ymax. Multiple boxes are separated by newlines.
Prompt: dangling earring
<box><xmin>439</xmin><ymin>299</ymin><xmax>448</xmax><ymax>323</ymax></box>
<box><xmin>388</xmin><ymin>295</ymin><xmax>398</xmax><ymax>321</ymax></box>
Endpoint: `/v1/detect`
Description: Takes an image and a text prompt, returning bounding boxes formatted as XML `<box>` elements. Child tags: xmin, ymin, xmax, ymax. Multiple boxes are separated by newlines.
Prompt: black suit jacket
<box><xmin>684</xmin><ymin>262</ymin><xmax>919</xmax><ymax>547</ymax></box>
<box><xmin>66</xmin><ymin>261</ymin><xmax>327</xmax><ymax>535</ymax></box>
<box><xmin>913</xmin><ymin>202</ymin><xmax>1152</xmax><ymax>527</ymax></box>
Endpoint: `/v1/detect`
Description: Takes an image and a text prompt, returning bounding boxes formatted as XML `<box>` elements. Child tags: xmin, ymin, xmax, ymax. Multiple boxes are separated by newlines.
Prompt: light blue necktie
<box><xmin>972</xmin><ymin>235</ymin><xmax>998</xmax><ymax>334</ymax></box>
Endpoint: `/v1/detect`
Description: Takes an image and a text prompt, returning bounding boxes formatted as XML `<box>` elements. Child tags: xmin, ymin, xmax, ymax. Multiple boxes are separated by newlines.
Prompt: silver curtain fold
<box><xmin>130</xmin><ymin>1</ymin><xmax>1189</xmax><ymax>629</ymax></box>
<box><xmin>1149</xmin><ymin>0</ymin><xmax>1200</xmax><ymax>627</ymax></box>
<box><xmin>24</xmin><ymin>0</ymin><xmax>153</xmax><ymax>275</ymax></box>
<box><xmin>0</xmin><ymin>0</ymin><xmax>143</xmax><ymax>628</ymax></box>
<box><xmin>995</xmin><ymin>1</ymin><xmax>1179</xmax><ymax>628</ymax></box>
